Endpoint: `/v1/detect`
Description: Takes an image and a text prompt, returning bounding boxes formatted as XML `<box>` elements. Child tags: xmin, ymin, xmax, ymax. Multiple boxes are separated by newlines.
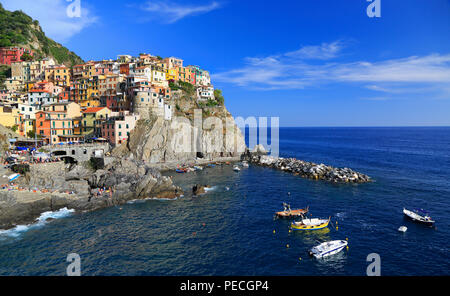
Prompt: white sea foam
<box><xmin>204</xmin><ymin>186</ymin><xmax>217</xmax><ymax>192</ymax></box>
<box><xmin>0</xmin><ymin>207</ymin><xmax>74</xmax><ymax>238</ymax></box>
<box><xmin>127</xmin><ymin>196</ymin><xmax>180</xmax><ymax>204</ymax></box>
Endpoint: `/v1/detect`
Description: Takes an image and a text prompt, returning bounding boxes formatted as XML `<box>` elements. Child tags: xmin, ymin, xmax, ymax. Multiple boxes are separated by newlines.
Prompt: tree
<box><xmin>27</xmin><ymin>130</ymin><xmax>36</xmax><ymax>139</ymax></box>
<box><xmin>21</xmin><ymin>52</ymin><xmax>33</xmax><ymax>61</ymax></box>
<box><xmin>214</xmin><ymin>89</ymin><xmax>225</xmax><ymax>105</ymax></box>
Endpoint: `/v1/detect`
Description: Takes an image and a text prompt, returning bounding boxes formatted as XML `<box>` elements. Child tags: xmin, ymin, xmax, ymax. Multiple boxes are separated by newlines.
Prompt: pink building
<box><xmin>100</xmin><ymin>111</ymin><xmax>140</xmax><ymax>145</ymax></box>
<box><xmin>0</xmin><ymin>89</ymin><xmax>8</xmax><ymax>101</ymax></box>
<box><xmin>0</xmin><ymin>47</ymin><xmax>33</xmax><ymax>65</ymax></box>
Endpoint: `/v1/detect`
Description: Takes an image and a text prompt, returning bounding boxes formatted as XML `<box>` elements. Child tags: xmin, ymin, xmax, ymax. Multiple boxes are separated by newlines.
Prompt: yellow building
<box><xmin>81</xmin><ymin>107</ymin><xmax>111</xmax><ymax>136</ymax></box>
<box><xmin>166</xmin><ymin>68</ymin><xmax>178</xmax><ymax>81</ymax></box>
<box><xmin>45</xmin><ymin>65</ymin><xmax>71</xmax><ymax>87</ymax></box>
<box><xmin>0</xmin><ymin>106</ymin><xmax>20</xmax><ymax>127</ymax></box>
<box><xmin>18</xmin><ymin>115</ymin><xmax>35</xmax><ymax>138</ymax></box>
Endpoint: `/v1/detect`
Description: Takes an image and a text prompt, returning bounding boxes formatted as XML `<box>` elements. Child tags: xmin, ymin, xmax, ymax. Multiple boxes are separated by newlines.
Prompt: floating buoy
<box><xmin>273</xmin><ymin>230</ymin><xmax>276</xmax><ymax>234</ymax></box>
<box><xmin>286</xmin><ymin>244</ymin><xmax>290</xmax><ymax>248</ymax></box>
<box><xmin>346</xmin><ymin>246</ymin><xmax>349</xmax><ymax>250</ymax></box>
<box><xmin>346</xmin><ymin>237</ymin><xmax>348</xmax><ymax>241</ymax></box>
<box><xmin>202</xmin><ymin>223</ymin><xmax>206</xmax><ymax>227</ymax></box>
<box><xmin>288</xmin><ymin>229</ymin><xmax>292</xmax><ymax>233</ymax></box>
<box><xmin>336</xmin><ymin>226</ymin><xmax>338</xmax><ymax>230</ymax></box>
<box><xmin>299</xmin><ymin>257</ymin><xmax>302</xmax><ymax>261</ymax></box>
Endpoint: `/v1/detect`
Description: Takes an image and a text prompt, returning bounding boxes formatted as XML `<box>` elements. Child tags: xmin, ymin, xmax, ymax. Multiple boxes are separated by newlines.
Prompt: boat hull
<box><xmin>309</xmin><ymin>240</ymin><xmax>348</xmax><ymax>259</ymax></box>
<box><xmin>403</xmin><ymin>208</ymin><xmax>435</xmax><ymax>226</ymax></box>
<box><xmin>290</xmin><ymin>219</ymin><xmax>329</xmax><ymax>231</ymax></box>
<box><xmin>275</xmin><ymin>208</ymin><xmax>308</xmax><ymax>218</ymax></box>
<box><xmin>403</xmin><ymin>214</ymin><xmax>434</xmax><ymax>226</ymax></box>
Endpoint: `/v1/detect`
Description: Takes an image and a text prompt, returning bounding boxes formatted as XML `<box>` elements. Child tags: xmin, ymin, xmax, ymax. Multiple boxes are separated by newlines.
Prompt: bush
<box><xmin>11</xmin><ymin>163</ymin><xmax>30</xmax><ymax>174</ymax></box>
<box><xmin>214</xmin><ymin>89</ymin><xmax>225</xmax><ymax>105</ymax></box>
<box><xmin>206</xmin><ymin>99</ymin><xmax>218</xmax><ymax>107</ymax></box>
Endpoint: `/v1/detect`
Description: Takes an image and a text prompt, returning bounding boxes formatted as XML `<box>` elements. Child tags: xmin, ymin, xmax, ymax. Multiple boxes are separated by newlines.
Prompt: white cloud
<box><xmin>140</xmin><ymin>1</ymin><xmax>222</xmax><ymax>23</ymax></box>
<box><xmin>284</xmin><ymin>41</ymin><xmax>345</xmax><ymax>60</ymax></box>
<box><xmin>212</xmin><ymin>42</ymin><xmax>450</xmax><ymax>96</ymax></box>
<box><xmin>1</xmin><ymin>0</ymin><xmax>98</xmax><ymax>42</ymax></box>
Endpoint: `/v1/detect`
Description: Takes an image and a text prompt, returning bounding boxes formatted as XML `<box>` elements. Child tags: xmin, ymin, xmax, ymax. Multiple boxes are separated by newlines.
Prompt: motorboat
<box><xmin>309</xmin><ymin>240</ymin><xmax>348</xmax><ymax>259</ymax></box>
<box><xmin>275</xmin><ymin>203</ymin><xmax>309</xmax><ymax>218</ymax></box>
<box><xmin>193</xmin><ymin>166</ymin><xmax>203</xmax><ymax>171</ymax></box>
<box><xmin>403</xmin><ymin>208</ymin><xmax>435</xmax><ymax>226</ymax></box>
<box><xmin>233</xmin><ymin>165</ymin><xmax>241</xmax><ymax>172</ymax></box>
<box><xmin>291</xmin><ymin>217</ymin><xmax>330</xmax><ymax>230</ymax></box>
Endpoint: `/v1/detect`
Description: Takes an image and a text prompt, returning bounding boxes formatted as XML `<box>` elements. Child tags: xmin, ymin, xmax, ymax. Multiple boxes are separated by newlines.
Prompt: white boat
<box><xmin>403</xmin><ymin>208</ymin><xmax>435</xmax><ymax>226</ymax></box>
<box><xmin>193</xmin><ymin>166</ymin><xmax>203</xmax><ymax>171</ymax></box>
<box><xmin>233</xmin><ymin>166</ymin><xmax>241</xmax><ymax>172</ymax></box>
<box><xmin>8</xmin><ymin>173</ymin><xmax>20</xmax><ymax>181</ymax></box>
<box><xmin>309</xmin><ymin>240</ymin><xmax>348</xmax><ymax>259</ymax></box>
<box><xmin>242</xmin><ymin>161</ymin><xmax>249</xmax><ymax>168</ymax></box>
<box><xmin>398</xmin><ymin>226</ymin><xmax>407</xmax><ymax>232</ymax></box>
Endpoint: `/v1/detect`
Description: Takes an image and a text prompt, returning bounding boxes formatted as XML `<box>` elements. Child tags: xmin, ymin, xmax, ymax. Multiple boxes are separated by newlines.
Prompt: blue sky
<box><xmin>2</xmin><ymin>0</ymin><xmax>450</xmax><ymax>126</ymax></box>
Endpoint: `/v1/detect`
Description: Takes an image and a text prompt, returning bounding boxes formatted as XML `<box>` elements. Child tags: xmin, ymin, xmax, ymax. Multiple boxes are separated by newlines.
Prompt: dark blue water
<box><xmin>0</xmin><ymin>127</ymin><xmax>449</xmax><ymax>275</ymax></box>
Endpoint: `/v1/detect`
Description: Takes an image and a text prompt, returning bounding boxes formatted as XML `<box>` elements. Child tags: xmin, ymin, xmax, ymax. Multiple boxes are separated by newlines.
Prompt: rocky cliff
<box><xmin>113</xmin><ymin>89</ymin><xmax>246</xmax><ymax>164</ymax></box>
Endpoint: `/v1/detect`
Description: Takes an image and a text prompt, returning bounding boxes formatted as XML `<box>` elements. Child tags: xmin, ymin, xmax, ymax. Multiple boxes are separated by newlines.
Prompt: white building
<box><xmin>27</xmin><ymin>91</ymin><xmax>57</xmax><ymax>108</ymax></box>
<box><xmin>164</xmin><ymin>104</ymin><xmax>172</xmax><ymax>121</ymax></box>
<box><xmin>197</xmin><ymin>86</ymin><xmax>215</xmax><ymax>101</ymax></box>
<box><xmin>18</xmin><ymin>103</ymin><xmax>36</xmax><ymax>120</ymax></box>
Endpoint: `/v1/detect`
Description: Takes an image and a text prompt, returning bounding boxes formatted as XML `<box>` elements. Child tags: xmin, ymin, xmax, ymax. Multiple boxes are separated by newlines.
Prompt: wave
<box><xmin>0</xmin><ymin>207</ymin><xmax>75</xmax><ymax>238</ymax></box>
<box><xmin>126</xmin><ymin>196</ymin><xmax>180</xmax><ymax>204</ymax></box>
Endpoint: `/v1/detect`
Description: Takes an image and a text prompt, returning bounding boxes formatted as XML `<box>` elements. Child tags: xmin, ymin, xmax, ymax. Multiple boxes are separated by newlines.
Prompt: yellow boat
<box><xmin>290</xmin><ymin>217</ymin><xmax>331</xmax><ymax>231</ymax></box>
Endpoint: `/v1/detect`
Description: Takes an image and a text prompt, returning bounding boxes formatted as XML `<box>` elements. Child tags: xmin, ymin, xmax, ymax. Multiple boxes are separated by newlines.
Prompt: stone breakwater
<box><xmin>247</xmin><ymin>155</ymin><xmax>371</xmax><ymax>183</ymax></box>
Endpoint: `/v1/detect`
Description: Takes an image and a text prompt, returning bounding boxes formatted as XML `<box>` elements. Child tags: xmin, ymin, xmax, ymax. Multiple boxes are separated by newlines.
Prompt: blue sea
<box><xmin>0</xmin><ymin>127</ymin><xmax>449</xmax><ymax>275</ymax></box>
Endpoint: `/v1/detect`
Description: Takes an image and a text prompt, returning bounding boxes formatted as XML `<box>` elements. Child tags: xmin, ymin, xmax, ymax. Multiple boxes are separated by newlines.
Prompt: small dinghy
<box><xmin>176</xmin><ymin>169</ymin><xmax>186</xmax><ymax>173</ymax></box>
<box><xmin>8</xmin><ymin>173</ymin><xmax>20</xmax><ymax>181</ymax></box>
<box><xmin>403</xmin><ymin>208</ymin><xmax>435</xmax><ymax>226</ymax></box>
<box><xmin>309</xmin><ymin>240</ymin><xmax>348</xmax><ymax>259</ymax></box>
<box><xmin>398</xmin><ymin>226</ymin><xmax>407</xmax><ymax>232</ymax></box>
<box><xmin>193</xmin><ymin>166</ymin><xmax>203</xmax><ymax>171</ymax></box>
<box><xmin>291</xmin><ymin>217</ymin><xmax>330</xmax><ymax>230</ymax></box>
<box><xmin>242</xmin><ymin>161</ymin><xmax>249</xmax><ymax>168</ymax></box>
<box><xmin>233</xmin><ymin>165</ymin><xmax>241</xmax><ymax>172</ymax></box>
<box><xmin>275</xmin><ymin>203</ymin><xmax>309</xmax><ymax>218</ymax></box>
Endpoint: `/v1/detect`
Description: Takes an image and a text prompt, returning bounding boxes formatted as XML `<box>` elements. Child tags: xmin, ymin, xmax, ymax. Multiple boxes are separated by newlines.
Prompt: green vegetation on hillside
<box><xmin>0</xmin><ymin>3</ymin><xmax>83</xmax><ymax>66</ymax></box>
<box><xmin>0</xmin><ymin>64</ymin><xmax>11</xmax><ymax>89</ymax></box>
<box><xmin>214</xmin><ymin>89</ymin><xmax>225</xmax><ymax>105</ymax></box>
<box><xmin>169</xmin><ymin>80</ymin><xmax>196</xmax><ymax>96</ymax></box>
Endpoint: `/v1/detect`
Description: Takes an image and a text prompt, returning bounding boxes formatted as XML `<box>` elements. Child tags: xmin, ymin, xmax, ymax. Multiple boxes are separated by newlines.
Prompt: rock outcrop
<box><xmin>0</xmin><ymin>158</ymin><xmax>182</xmax><ymax>230</ymax></box>
<box><xmin>113</xmin><ymin>108</ymin><xmax>246</xmax><ymax>164</ymax></box>
<box><xmin>243</xmin><ymin>152</ymin><xmax>371</xmax><ymax>183</ymax></box>
<box><xmin>192</xmin><ymin>184</ymin><xmax>208</xmax><ymax>195</ymax></box>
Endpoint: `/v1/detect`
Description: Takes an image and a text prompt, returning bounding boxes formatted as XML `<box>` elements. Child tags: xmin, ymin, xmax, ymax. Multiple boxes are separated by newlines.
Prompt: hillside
<box><xmin>0</xmin><ymin>3</ymin><xmax>83</xmax><ymax>66</ymax></box>
<box><xmin>0</xmin><ymin>64</ymin><xmax>10</xmax><ymax>88</ymax></box>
